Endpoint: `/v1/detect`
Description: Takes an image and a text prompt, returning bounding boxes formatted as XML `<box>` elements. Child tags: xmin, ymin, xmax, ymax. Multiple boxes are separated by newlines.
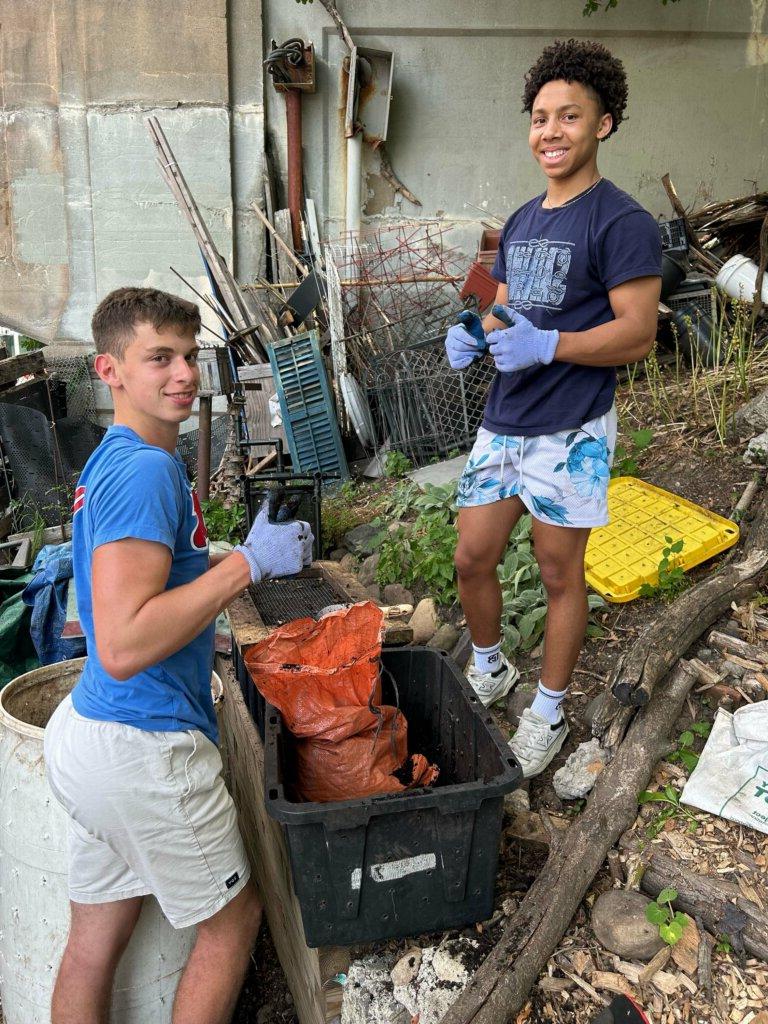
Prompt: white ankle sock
<box><xmin>473</xmin><ymin>640</ymin><xmax>503</xmax><ymax>675</ymax></box>
<box><xmin>530</xmin><ymin>681</ymin><xmax>567</xmax><ymax>724</ymax></box>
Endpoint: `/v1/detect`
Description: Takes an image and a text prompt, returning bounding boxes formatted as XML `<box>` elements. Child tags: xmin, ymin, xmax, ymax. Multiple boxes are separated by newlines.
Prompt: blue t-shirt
<box><xmin>70</xmin><ymin>426</ymin><xmax>218</xmax><ymax>743</ymax></box>
<box><xmin>484</xmin><ymin>178</ymin><xmax>662</xmax><ymax>435</ymax></box>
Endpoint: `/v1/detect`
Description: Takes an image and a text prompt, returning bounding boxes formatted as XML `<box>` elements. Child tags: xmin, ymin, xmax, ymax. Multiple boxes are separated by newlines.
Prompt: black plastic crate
<box><xmin>659</xmin><ymin>218</ymin><xmax>688</xmax><ymax>254</ymax></box>
<box><xmin>263</xmin><ymin>646</ymin><xmax>523</xmax><ymax>947</ymax></box>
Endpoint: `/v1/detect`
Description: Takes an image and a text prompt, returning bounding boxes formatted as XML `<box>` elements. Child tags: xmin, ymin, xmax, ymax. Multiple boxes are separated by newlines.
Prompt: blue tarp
<box><xmin>22</xmin><ymin>543</ymin><xmax>86</xmax><ymax>665</ymax></box>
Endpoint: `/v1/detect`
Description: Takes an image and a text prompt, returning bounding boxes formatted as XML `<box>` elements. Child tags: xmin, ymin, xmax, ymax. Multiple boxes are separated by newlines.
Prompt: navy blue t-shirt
<box><xmin>483</xmin><ymin>179</ymin><xmax>661</xmax><ymax>435</ymax></box>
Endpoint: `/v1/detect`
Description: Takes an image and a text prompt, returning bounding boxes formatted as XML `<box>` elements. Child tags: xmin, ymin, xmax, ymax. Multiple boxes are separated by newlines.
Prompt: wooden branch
<box><xmin>606</xmin><ymin>483</ymin><xmax>768</xmax><ymax>710</ymax></box>
<box><xmin>317</xmin><ymin>0</ymin><xmax>355</xmax><ymax>52</ymax></box>
<box><xmin>661</xmin><ymin>173</ymin><xmax>722</xmax><ymax>275</ymax></box>
<box><xmin>708</xmin><ymin>629</ymin><xmax>768</xmax><ymax>665</ymax></box>
<box><xmin>0</xmin><ymin>350</ymin><xmax>45</xmax><ymax>389</ymax></box>
<box><xmin>620</xmin><ymin>836</ymin><xmax>768</xmax><ymax>961</ymax></box>
<box><xmin>439</xmin><ymin>661</ymin><xmax>697</xmax><ymax>1024</ymax></box>
<box><xmin>750</xmin><ymin>209</ymin><xmax>768</xmax><ymax>327</ymax></box>
<box><xmin>376</xmin><ymin>143</ymin><xmax>422</xmax><ymax>207</ymax></box>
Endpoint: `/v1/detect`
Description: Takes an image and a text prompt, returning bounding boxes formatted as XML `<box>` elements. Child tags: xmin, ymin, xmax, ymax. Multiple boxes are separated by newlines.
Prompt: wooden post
<box><xmin>197</xmin><ymin>395</ymin><xmax>212</xmax><ymax>501</ymax></box>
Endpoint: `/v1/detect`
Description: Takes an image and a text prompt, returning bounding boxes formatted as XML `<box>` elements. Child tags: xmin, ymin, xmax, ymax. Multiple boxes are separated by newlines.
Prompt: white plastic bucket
<box><xmin>0</xmin><ymin>659</ymin><xmax>196</xmax><ymax>1023</ymax></box>
<box><xmin>715</xmin><ymin>254</ymin><xmax>768</xmax><ymax>304</ymax></box>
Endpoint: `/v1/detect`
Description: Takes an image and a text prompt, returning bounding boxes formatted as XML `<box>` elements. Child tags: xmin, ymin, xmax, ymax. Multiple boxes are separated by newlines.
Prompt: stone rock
<box><xmin>392</xmin><ymin>940</ymin><xmax>478</xmax><ymax>1024</ymax></box>
<box><xmin>553</xmin><ymin>739</ymin><xmax>611</xmax><ymax>800</ymax></box>
<box><xmin>507</xmin><ymin>687</ymin><xmax>535</xmax><ymax>729</ymax></box>
<box><xmin>721</xmin><ymin>658</ymin><xmax>745</xmax><ymax>678</ymax></box>
<box><xmin>341</xmin><ymin>955</ymin><xmax>409</xmax><ymax>1024</ymax></box>
<box><xmin>582</xmin><ymin>693</ymin><xmax>604</xmax><ymax>729</ymax></box>
<box><xmin>504</xmin><ymin>785</ymin><xmax>531</xmax><ymax>815</ymax></box>
<box><xmin>591</xmin><ymin>890</ymin><xmax>667</xmax><ymax>962</ymax></box>
<box><xmin>344</xmin><ymin>523</ymin><xmax>383</xmax><ymax>557</ymax></box>
<box><xmin>728</xmin><ymin>387</ymin><xmax>768</xmax><ymax>439</ymax></box>
<box><xmin>383</xmin><ymin>583</ymin><xmax>414</xmax><ymax>606</ymax></box>
<box><xmin>697</xmin><ymin>646</ymin><xmax>713</xmax><ymax>661</ymax></box>
<box><xmin>329</xmin><ymin>547</ymin><xmax>347</xmax><ymax>561</ymax></box>
<box><xmin>427</xmin><ymin>623</ymin><xmax>460</xmax><ymax>651</ymax></box>
<box><xmin>358</xmin><ymin>553</ymin><xmax>380</xmax><ymax>587</ymax></box>
<box><xmin>365</xmin><ymin>584</ymin><xmax>382</xmax><ymax>603</ymax></box>
<box><xmin>339</xmin><ymin>553</ymin><xmax>358</xmax><ymax>574</ymax></box>
<box><xmin>255</xmin><ymin>1006</ymin><xmax>274</xmax><ymax>1024</ymax></box>
<box><xmin>744</xmin><ymin>429</ymin><xmax>768</xmax><ymax>466</ymax></box>
<box><xmin>450</xmin><ymin>627</ymin><xmax>473</xmax><ymax>670</ymax></box>
<box><xmin>409</xmin><ymin>598</ymin><xmax>439</xmax><ymax>644</ymax></box>
<box><xmin>390</xmin><ymin>948</ymin><xmax>421</xmax><ymax>988</ymax></box>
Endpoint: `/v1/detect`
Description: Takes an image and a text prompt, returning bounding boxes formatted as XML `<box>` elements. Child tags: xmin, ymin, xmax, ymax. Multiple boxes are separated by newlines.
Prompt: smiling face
<box><xmin>529</xmin><ymin>79</ymin><xmax>612</xmax><ymax>185</ymax></box>
<box><xmin>95</xmin><ymin>321</ymin><xmax>200</xmax><ymax>450</ymax></box>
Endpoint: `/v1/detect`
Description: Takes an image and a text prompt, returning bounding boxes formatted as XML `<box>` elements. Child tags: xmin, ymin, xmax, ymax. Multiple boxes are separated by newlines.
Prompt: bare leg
<box><xmin>455</xmin><ymin>498</ymin><xmax>527</xmax><ymax>646</ymax></box>
<box><xmin>172</xmin><ymin>881</ymin><xmax>262</xmax><ymax>1024</ymax></box>
<box><xmin>52</xmin><ymin>897</ymin><xmax>144</xmax><ymax>1024</ymax></box>
<box><xmin>532</xmin><ymin>520</ymin><xmax>592</xmax><ymax>692</ymax></box>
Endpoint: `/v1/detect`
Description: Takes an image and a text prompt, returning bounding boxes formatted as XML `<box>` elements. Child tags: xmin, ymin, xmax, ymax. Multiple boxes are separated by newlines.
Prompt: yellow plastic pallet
<box><xmin>585</xmin><ymin>477</ymin><xmax>740</xmax><ymax>603</ymax></box>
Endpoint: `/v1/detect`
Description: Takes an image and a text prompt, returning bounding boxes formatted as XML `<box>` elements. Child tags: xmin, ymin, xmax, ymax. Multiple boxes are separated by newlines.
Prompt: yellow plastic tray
<box><xmin>585</xmin><ymin>477</ymin><xmax>740</xmax><ymax>603</ymax></box>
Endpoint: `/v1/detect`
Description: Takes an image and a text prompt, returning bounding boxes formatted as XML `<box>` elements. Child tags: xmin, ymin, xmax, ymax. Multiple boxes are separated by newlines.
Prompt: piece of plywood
<box><xmin>216</xmin><ymin>657</ymin><xmax>326</xmax><ymax>1024</ymax></box>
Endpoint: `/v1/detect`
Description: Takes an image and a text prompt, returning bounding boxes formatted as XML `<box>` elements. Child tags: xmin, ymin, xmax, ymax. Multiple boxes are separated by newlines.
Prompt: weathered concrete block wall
<box><xmin>264</xmin><ymin>0</ymin><xmax>768</xmax><ymax>247</ymax></box>
<box><xmin>0</xmin><ymin>0</ymin><xmax>264</xmax><ymax>348</ymax></box>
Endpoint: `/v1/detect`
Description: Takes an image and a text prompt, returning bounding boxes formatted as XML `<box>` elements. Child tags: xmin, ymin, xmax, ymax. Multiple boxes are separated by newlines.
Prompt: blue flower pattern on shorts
<box><xmin>563</xmin><ymin>434</ymin><xmax>610</xmax><ymax>499</ymax></box>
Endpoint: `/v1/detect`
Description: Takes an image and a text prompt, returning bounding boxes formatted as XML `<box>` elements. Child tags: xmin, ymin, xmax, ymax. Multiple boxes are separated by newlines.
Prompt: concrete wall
<box><xmin>0</xmin><ymin>0</ymin><xmax>264</xmax><ymax>348</ymax></box>
<box><xmin>263</xmin><ymin>0</ymin><xmax>768</xmax><ymax>249</ymax></box>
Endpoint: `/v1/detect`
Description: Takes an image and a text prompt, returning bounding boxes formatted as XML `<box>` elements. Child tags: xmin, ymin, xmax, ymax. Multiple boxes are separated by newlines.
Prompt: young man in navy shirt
<box><xmin>446</xmin><ymin>40</ymin><xmax>662</xmax><ymax>778</ymax></box>
<box><xmin>44</xmin><ymin>288</ymin><xmax>313</xmax><ymax>1023</ymax></box>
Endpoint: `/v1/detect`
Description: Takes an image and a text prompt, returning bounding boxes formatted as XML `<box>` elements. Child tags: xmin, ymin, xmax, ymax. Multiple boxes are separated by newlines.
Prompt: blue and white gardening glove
<box><xmin>235</xmin><ymin>501</ymin><xmax>314</xmax><ymax>582</ymax></box>
<box><xmin>445</xmin><ymin>311</ymin><xmax>488</xmax><ymax>370</ymax></box>
<box><xmin>487</xmin><ymin>304</ymin><xmax>559</xmax><ymax>374</ymax></box>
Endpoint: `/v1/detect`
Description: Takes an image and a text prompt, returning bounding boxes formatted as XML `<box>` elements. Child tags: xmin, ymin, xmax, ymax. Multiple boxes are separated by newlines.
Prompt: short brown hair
<box><xmin>91</xmin><ymin>287</ymin><xmax>201</xmax><ymax>358</ymax></box>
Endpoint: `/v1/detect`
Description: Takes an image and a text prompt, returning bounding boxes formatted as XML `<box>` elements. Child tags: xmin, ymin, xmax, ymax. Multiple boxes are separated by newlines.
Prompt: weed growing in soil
<box><xmin>668</xmin><ymin>721</ymin><xmax>711</xmax><ymax>773</ymax></box>
<box><xmin>639</xmin><ymin>535</ymin><xmax>687</xmax><ymax>600</ymax></box>
<box><xmin>645</xmin><ymin>886</ymin><xmax>689</xmax><ymax>946</ymax></box>
<box><xmin>611</xmin><ymin>427</ymin><xmax>654</xmax><ymax>478</ymax></box>
<box><xmin>383</xmin><ymin>450</ymin><xmax>413</xmax><ymax>478</ymax></box>
<box><xmin>638</xmin><ymin>784</ymin><xmax>702</xmax><ymax>838</ymax></box>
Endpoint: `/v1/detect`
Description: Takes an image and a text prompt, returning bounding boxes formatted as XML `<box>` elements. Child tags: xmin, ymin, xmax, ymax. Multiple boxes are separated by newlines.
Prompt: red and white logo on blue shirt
<box><xmin>189</xmin><ymin>487</ymin><xmax>208</xmax><ymax>550</ymax></box>
<box><xmin>73</xmin><ymin>485</ymin><xmax>86</xmax><ymax>516</ymax></box>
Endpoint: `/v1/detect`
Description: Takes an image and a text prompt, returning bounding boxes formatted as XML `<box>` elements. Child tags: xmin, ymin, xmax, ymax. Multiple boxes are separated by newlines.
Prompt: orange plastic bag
<box><xmin>244</xmin><ymin>602</ymin><xmax>439</xmax><ymax>802</ymax></box>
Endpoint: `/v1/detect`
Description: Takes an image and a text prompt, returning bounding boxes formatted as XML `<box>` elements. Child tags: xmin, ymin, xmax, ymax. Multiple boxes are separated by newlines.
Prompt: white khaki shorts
<box><xmin>44</xmin><ymin>695</ymin><xmax>251</xmax><ymax>929</ymax></box>
<box><xmin>456</xmin><ymin>405</ymin><xmax>618</xmax><ymax>529</ymax></box>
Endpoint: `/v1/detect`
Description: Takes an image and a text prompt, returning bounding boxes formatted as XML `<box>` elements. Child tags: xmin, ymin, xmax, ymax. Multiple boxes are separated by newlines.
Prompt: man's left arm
<box><xmin>554</xmin><ymin>275</ymin><xmax>661</xmax><ymax>366</ymax></box>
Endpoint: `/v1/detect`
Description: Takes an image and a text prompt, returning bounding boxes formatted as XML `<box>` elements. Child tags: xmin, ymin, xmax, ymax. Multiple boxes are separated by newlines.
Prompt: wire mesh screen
<box><xmin>176</xmin><ymin>414</ymin><xmax>228</xmax><ymax>482</ymax></box>
<box><xmin>46</xmin><ymin>355</ymin><xmax>98</xmax><ymax>423</ymax></box>
<box><xmin>365</xmin><ymin>337</ymin><xmax>495</xmax><ymax>466</ymax></box>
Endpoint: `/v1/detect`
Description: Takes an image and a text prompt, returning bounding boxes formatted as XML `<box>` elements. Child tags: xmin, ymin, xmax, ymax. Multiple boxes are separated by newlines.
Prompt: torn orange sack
<box><xmin>244</xmin><ymin>601</ymin><xmax>439</xmax><ymax>802</ymax></box>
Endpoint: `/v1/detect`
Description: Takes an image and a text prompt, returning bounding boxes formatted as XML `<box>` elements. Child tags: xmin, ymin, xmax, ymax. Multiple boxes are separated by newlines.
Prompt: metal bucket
<box><xmin>0</xmin><ymin>659</ymin><xmax>195</xmax><ymax>1023</ymax></box>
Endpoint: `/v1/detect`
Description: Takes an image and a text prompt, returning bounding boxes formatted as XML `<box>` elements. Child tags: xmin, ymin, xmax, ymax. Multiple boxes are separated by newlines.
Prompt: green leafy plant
<box><xmin>383</xmin><ymin>450</ymin><xmax>413</xmax><ymax>479</ymax></box>
<box><xmin>639</xmin><ymin>535</ymin><xmax>687</xmax><ymax>600</ymax></box>
<box><xmin>715</xmin><ymin>935</ymin><xmax>732</xmax><ymax>954</ymax></box>
<box><xmin>638</xmin><ymin>784</ymin><xmax>701</xmax><ymax>838</ymax></box>
<box><xmin>668</xmin><ymin>721</ymin><xmax>711</xmax><ymax>773</ymax></box>
<box><xmin>201</xmin><ymin>498</ymin><xmax>246</xmax><ymax>545</ymax></box>
<box><xmin>611</xmin><ymin>428</ymin><xmax>654</xmax><ymax>478</ymax></box>
<box><xmin>645</xmin><ymin>887</ymin><xmax>689</xmax><ymax>946</ymax></box>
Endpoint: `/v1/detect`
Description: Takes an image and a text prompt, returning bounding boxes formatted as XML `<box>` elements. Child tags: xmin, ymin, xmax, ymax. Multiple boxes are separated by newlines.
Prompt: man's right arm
<box><xmin>92</xmin><ymin>539</ymin><xmax>250</xmax><ymax>680</ymax></box>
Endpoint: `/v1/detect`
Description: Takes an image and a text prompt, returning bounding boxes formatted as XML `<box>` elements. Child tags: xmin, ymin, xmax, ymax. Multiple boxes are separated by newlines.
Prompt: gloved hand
<box><xmin>487</xmin><ymin>305</ymin><xmax>559</xmax><ymax>374</ymax></box>
<box><xmin>235</xmin><ymin>501</ymin><xmax>314</xmax><ymax>583</ymax></box>
<box><xmin>445</xmin><ymin>310</ymin><xmax>487</xmax><ymax>370</ymax></box>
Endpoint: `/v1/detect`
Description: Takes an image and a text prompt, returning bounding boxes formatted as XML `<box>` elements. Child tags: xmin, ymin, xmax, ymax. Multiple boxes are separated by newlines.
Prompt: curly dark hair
<box><xmin>522</xmin><ymin>39</ymin><xmax>628</xmax><ymax>140</ymax></box>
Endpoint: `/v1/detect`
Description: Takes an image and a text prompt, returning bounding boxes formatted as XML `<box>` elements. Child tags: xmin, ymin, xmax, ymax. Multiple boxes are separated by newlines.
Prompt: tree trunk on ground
<box><xmin>439</xmin><ymin>661</ymin><xmax>697</xmax><ymax>1024</ymax></box>
<box><xmin>620</xmin><ymin>836</ymin><xmax>768</xmax><ymax>960</ymax></box>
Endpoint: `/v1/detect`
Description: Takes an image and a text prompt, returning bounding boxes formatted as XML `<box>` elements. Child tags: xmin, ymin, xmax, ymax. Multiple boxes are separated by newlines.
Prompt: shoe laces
<box><xmin>513</xmin><ymin>712</ymin><xmax>556</xmax><ymax>755</ymax></box>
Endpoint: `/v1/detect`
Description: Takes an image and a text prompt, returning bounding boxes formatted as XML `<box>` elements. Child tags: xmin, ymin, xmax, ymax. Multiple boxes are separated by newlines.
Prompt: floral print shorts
<box><xmin>456</xmin><ymin>405</ymin><xmax>617</xmax><ymax>528</ymax></box>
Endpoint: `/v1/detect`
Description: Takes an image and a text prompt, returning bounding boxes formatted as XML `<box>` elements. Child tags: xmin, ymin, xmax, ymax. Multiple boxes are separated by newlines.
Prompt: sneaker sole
<box><xmin>477</xmin><ymin>666</ymin><xmax>521</xmax><ymax>708</ymax></box>
<box><xmin>516</xmin><ymin>721</ymin><xmax>570</xmax><ymax>779</ymax></box>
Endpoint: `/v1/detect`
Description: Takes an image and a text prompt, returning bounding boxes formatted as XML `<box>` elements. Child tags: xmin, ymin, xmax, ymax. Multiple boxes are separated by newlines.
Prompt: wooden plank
<box><xmin>215</xmin><ymin>656</ymin><xmax>326</xmax><ymax>1024</ymax></box>
<box><xmin>274</xmin><ymin>210</ymin><xmax>295</xmax><ymax>285</ymax></box>
<box><xmin>0</xmin><ymin>350</ymin><xmax>45</xmax><ymax>389</ymax></box>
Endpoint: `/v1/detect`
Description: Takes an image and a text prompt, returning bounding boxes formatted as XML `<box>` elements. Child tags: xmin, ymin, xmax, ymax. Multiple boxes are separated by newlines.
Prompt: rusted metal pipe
<box><xmin>285</xmin><ymin>89</ymin><xmax>303</xmax><ymax>252</ymax></box>
<box><xmin>197</xmin><ymin>395</ymin><xmax>212</xmax><ymax>502</ymax></box>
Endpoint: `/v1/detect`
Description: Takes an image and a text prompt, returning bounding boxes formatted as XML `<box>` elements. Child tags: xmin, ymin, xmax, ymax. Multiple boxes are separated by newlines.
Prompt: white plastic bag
<box><xmin>681</xmin><ymin>702</ymin><xmax>768</xmax><ymax>834</ymax></box>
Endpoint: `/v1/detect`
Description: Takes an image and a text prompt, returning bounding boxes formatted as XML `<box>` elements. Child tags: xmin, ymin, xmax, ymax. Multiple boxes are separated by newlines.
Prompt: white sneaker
<box><xmin>508</xmin><ymin>708</ymin><xmax>569</xmax><ymax>779</ymax></box>
<box><xmin>466</xmin><ymin>656</ymin><xmax>520</xmax><ymax>708</ymax></box>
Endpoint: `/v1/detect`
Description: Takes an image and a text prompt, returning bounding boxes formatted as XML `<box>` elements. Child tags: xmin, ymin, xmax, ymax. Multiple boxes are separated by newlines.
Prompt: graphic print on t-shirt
<box><xmin>505</xmin><ymin>238</ymin><xmax>574</xmax><ymax>312</ymax></box>
<box><xmin>189</xmin><ymin>486</ymin><xmax>208</xmax><ymax>551</ymax></box>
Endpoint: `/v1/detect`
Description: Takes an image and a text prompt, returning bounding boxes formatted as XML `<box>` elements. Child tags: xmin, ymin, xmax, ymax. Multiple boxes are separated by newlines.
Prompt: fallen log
<box><xmin>592</xmin><ymin>482</ymin><xmax>768</xmax><ymax>749</ymax></box>
<box><xmin>620</xmin><ymin>836</ymin><xmax>768</xmax><ymax>961</ymax></box>
<box><xmin>439</xmin><ymin>661</ymin><xmax>697</xmax><ymax>1024</ymax></box>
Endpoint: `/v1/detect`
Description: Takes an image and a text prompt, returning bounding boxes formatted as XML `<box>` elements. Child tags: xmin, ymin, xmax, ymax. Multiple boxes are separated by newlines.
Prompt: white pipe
<box><xmin>346</xmin><ymin>134</ymin><xmax>362</xmax><ymax>241</ymax></box>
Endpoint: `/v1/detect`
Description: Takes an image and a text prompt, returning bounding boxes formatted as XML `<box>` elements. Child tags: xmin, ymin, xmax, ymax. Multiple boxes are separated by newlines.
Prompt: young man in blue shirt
<box><xmin>44</xmin><ymin>288</ymin><xmax>313</xmax><ymax>1023</ymax></box>
<box><xmin>446</xmin><ymin>40</ymin><xmax>662</xmax><ymax>778</ymax></box>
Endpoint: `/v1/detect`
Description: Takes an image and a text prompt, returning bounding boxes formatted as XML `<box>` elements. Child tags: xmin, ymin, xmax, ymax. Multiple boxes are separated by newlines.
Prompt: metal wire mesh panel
<box><xmin>365</xmin><ymin>337</ymin><xmax>495</xmax><ymax>466</ymax></box>
<box><xmin>249</xmin><ymin>573</ymin><xmax>351</xmax><ymax>626</ymax></box>
<box><xmin>46</xmin><ymin>355</ymin><xmax>98</xmax><ymax>423</ymax></box>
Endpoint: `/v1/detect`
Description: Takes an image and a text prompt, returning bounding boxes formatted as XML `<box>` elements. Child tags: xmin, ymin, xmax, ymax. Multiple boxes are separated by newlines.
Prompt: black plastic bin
<box><xmin>263</xmin><ymin>646</ymin><xmax>523</xmax><ymax>947</ymax></box>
